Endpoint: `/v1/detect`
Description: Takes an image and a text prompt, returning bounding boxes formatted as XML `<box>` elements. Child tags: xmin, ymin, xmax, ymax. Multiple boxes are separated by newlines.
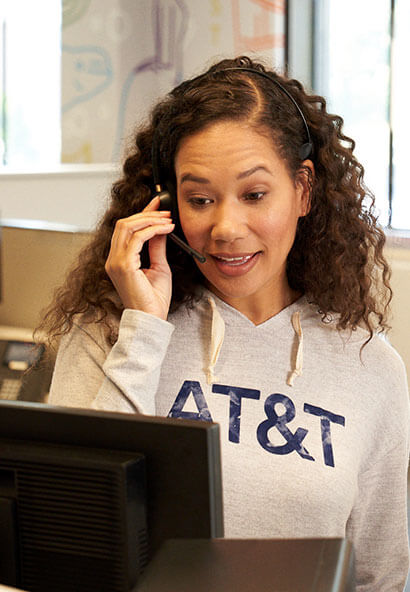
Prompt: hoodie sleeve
<box><xmin>48</xmin><ymin>309</ymin><xmax>174</xmax><ymax>415</ymax></box>
<box><xmin>346</xmin><ymin>373</ymin><xmax>410</xmax><ymax>591</ymax></box>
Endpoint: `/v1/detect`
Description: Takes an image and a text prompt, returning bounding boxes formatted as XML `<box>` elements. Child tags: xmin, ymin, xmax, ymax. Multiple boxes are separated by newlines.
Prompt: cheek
<box><xmin>260</xmin><ymin>206</ymin><xmax>299</xmax><ymax>243</ymax></box>
<box><xmin>179</xmin><ymin>209</ymin><xmax>205</xmax><ymax>245</ymax></box>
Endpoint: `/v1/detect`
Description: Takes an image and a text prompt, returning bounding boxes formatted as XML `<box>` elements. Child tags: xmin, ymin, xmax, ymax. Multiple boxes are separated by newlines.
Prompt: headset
<box><xmin>151</xmin><ymin>67</ymin><xmax>314</xmax><ymax>264</ymax></box>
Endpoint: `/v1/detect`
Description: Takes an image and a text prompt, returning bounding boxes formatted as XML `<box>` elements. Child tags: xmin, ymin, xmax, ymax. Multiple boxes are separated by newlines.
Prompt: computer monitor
<box><xmin>0</xmin><ymin>400</ymin><xmax>224</xmax><ymax>592</ymax></box>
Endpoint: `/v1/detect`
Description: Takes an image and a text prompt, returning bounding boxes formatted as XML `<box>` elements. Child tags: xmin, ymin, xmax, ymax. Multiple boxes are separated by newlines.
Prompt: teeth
<box><xmin>217</xmin><ymin>255</ymin><xmax>253</xmax><ymax>264</ymax></box>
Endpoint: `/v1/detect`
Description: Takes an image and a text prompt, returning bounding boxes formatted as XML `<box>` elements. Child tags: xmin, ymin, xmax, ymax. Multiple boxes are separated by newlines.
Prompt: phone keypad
<box><xmin>0</xmin><ymin>378</ymin><xmax>22</xmax><ymax>400</ymax></box>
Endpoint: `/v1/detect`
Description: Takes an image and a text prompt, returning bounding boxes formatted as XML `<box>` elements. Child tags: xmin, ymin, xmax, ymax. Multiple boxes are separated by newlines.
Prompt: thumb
<box><xmin>148</xmin><ymin>233</ymin><xmax>170</xmax><ymax>270</ymax></box>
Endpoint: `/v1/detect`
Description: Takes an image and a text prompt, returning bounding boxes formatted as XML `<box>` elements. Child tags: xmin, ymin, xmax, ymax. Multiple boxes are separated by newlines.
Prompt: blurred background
<box><xmin>0</xmin><ymin>0</ymin><xmax>408</xmax><ymax>391</ymax></box>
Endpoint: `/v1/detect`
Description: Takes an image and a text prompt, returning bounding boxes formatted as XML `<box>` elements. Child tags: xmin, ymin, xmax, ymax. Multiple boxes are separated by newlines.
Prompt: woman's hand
<box><xmin>105</xmin><ymin>196</ymin><xmax>175</xmax><ymax>320</ymax></box>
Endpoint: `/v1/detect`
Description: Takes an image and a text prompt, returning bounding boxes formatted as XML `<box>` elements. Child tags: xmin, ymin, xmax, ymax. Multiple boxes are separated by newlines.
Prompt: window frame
<box><xmin>287</xmin><ymin>0</ymin><xmax>410</xmax><ymax>247</ymax></box>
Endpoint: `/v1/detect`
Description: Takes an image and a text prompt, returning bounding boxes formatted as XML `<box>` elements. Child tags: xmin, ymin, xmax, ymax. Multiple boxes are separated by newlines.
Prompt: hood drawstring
<box><xmin>287</xmin><ymin>311</ymin><xmax>304</xmax><ymax>386</ymax></box>
<box><xmin>206</xmin><ymin>297</ymin><xmax>226</xmax><ymax>385</ymax></box>
<box><xmin>205</xmin><ymin>296</ymin><xmax>303</xmax><ymax>387</ymax></box>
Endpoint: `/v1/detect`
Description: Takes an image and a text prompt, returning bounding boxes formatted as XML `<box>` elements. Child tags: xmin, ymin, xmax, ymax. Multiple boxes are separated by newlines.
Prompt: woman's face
<box><xmin>174</xmin><ymin>120</ymin><xmax>312</xmax><ymax>321</ymax></box>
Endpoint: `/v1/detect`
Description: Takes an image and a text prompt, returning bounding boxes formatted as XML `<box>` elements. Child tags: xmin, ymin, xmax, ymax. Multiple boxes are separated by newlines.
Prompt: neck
<box><xmin>208</xmin><ymin>284</ymin><xmax>301</xmax><ymax>325</ymax></box>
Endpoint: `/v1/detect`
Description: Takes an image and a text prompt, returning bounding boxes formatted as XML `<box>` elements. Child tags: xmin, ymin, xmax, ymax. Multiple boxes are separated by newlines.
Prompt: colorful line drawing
<box><xmin>231</xmin><ymin>0</ymin><xmax>286</xmax><ymax>53</ymax></box>
<box><xmin>250</xmin><ymin>0</ymin><xmax>284</xmax><ymax>9</ymax></box>
<box><xmin>112</xmin><ymin>0</ymin><xmax>189</xmax><ymax>160</ymax></box>
<box><xmin>62</xmin><ymin>44</ymin><xmax>113</xmax><ymax>113</ymax></box>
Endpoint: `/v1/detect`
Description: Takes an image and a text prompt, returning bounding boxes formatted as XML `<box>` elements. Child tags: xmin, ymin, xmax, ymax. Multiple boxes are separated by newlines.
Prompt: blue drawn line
<box><xmin>62</xmin><ymin>44</ymin><xmax>113</xmax><ymax>113</ymax></box>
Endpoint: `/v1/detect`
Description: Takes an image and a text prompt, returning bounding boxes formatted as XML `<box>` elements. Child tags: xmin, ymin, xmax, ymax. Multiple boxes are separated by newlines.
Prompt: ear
<box><xmin>296</xmin><ymin>159</ymin><xmax>314</xmax><ymax>217</ymax></box>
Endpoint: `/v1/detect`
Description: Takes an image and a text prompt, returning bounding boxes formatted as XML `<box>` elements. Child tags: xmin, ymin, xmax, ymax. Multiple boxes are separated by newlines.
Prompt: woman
<box><xmin>41</xmin><ymin>56</ymin><xmax>409</xmax><ymax>589</ymax></box>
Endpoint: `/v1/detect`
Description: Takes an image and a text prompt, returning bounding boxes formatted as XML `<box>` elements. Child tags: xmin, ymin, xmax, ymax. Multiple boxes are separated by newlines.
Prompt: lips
<box><xmin>209</xmin><ymin>251</ymin><xmax>262</xmax><ymax>276</ymax></box>
<box><xmin>212</xmin><ymin>254</ymin><xmax>255</xmax><ymax>266</ymax></box>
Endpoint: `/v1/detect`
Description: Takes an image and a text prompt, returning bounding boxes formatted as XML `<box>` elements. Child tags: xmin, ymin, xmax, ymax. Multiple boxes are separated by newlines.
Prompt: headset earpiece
<box><xmin>299</xmin><ymin>142</ymin><xmax>313</xmax><ymax>161</ymax></box>
<box><xmin>158</xmin><ymin>190</ymin><xmax>173</xmax><ymax>211</ymax></box>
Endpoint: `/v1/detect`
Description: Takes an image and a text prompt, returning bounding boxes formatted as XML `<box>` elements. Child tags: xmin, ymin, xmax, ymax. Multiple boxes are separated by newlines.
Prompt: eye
<box><xmin>244</xmin><ymin>191</ymin><xmax>265</xmax><ymax>201</ymax></box>
<box><xmin>187</xmin><ymin>196</ymin><xmax>213</xmax><ymax>207</ymax></box>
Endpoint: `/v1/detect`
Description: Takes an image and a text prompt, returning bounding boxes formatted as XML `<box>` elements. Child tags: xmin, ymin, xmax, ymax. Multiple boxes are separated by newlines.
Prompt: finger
<box><xmin>110</xmin><ymin>215</ymin><xmax>172</xmax><ymax>252</ymax></box>
<box><xmin>126</xmin><ymin>222</ymin><xmax>175</xmax><ymax>256</ymax></box>
<box><xmin>143</xmin><ymin>195</ymin><xmax>167</xmax><ymax>213</ymax></box>
<box><xmin>107</xmin><ymin>223</ymin><xmax>174</xmax><ymax>280</ymax></box>
<box><xmin>113</xmin><ymin>212</ymin><xmax>172</xmax><ymax>235</ymax></box>
<box><xmin>107</xmin><ymin>219</ymin><xmax>173</xmax><ymax>272</ymax></box>
<box><xmin>112</xmin><ymin>208</ymin><xmax>172</xmax><ymax>237</ymax></box>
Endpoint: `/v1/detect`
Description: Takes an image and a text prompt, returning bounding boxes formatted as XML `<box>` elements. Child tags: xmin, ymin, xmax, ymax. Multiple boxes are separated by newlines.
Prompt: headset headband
<box><xmin>152</xmin><ymin>66</ymin><xmax>313</xmax><ymax>186</ymax></box>
<box><xmin>222</xmin><ymin>67</ymin><xmax>313</xmax><ymax>160</ymax></box>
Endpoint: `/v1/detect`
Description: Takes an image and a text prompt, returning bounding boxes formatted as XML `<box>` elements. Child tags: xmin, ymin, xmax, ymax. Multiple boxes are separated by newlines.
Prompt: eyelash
<box><xmin>244</xmin><ymin>191</ymin><xmax>265</xmax><ymax>201</ymax></box>
<box><xmin>187</xmin><ymin>197</ymin><xmax>212</xmax><ymax>207</ymax></box>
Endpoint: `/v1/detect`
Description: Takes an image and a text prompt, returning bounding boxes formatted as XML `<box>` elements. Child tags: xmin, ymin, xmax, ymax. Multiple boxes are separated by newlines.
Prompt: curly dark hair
<box><xmin>38</xmin><ymin>55</ymin><xmax>391</xmax><ymax>347</ymax></box>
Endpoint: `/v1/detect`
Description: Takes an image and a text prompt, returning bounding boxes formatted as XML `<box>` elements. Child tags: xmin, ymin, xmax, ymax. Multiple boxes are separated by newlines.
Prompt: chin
<box><xmin>206</xmin><ymin>279</ymin><xmax>262</xmax><ymax>301</ymax></box>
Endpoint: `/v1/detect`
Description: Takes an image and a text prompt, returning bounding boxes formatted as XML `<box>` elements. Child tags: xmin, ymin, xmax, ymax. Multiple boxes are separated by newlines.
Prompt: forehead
<box><xmin>174</xmin><ymin>121</ymin><xmax>282</xmax><ymax>175</ymax></box>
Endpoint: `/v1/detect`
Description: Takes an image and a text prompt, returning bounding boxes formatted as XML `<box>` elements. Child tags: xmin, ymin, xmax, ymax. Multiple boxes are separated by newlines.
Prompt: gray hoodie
<box><xmin>49</xmin><ymin>292</ymin><xmax>410</xmax><ymax>590</ymax></box>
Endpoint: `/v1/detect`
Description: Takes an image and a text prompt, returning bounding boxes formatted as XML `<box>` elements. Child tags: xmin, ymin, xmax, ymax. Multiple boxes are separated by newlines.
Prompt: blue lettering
<box><xmin>304</xmin><ymin>404</ymin><xmax>345</xmax><ymax>467</ymax></box>
<box><xmin>168</xmin><ymin>380</ymin><xmax>212</xmax><ymax>422</ymax></box>
<box><xmin>168</xmin><ymin>381</ymin><xmax>345</xmax><ymax>468</ymax></box>
<box><xmin>212</xmin><ymin>384</ymin><xmax>260</xmax><ymax>443</ymax></box>
<box><xmin>257</xmin><ymin>394</ymin><xmax>314</xmax><ymax>461</ymax></box>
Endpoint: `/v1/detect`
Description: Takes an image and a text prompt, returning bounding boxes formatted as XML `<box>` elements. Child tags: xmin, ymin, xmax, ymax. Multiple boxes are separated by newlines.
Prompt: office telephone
<box><xmin>0</xmin><ymin>330</ymin><xmax>53</xmax><ymax>403</ymax></box>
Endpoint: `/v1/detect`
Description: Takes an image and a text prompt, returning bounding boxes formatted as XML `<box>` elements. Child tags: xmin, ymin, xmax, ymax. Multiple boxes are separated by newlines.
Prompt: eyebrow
<box><xmin>236</xmin><ymin>165</ymin><xmax>273</xmax><ymax>180</ymax></box>
<box><xmin>180</xmin><ymin>173</ymin><xmax>210</xmax><ymax>185</ymax></box>
<box><xmin>179</xmin><ymin>165</ymin><xmax>272</xmax><ymax>185</ymax></box>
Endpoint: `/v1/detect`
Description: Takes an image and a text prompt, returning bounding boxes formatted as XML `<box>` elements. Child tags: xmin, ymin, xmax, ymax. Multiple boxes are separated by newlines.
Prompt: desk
<box><xmin>136</xmin><ymin>538</ymin><xmax>355</xmax><ymax>592</ymax></box>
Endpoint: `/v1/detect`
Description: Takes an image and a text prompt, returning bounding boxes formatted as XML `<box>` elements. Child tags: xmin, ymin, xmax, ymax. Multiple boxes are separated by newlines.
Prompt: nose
<box><xmin>210</xmin><ymin>201</ymin><xmax>248</xmax><ymax>243</ymax></box>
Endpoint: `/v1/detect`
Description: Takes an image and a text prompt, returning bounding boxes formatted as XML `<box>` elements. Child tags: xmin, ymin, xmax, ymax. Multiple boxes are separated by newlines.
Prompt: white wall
<box><xmin>0</xmin><ymin>165</ymin><xmax>118</xmax><ymax>231</ymax></box>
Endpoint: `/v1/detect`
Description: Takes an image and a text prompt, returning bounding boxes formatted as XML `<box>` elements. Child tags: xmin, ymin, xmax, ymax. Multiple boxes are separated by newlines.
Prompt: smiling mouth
<box><xmin>212</xmin><ymin>253</ymin><xmax>259</xmax><ymax>266</ymax></box>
